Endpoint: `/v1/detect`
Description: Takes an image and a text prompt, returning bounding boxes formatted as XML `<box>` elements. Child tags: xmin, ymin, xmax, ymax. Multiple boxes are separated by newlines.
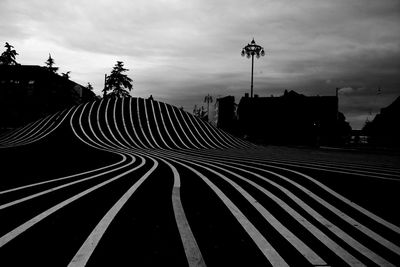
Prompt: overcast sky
<box><xmin>1</xmin><ymin>0</ymin><xmax>399</xmax><ymax>129</ymax></box>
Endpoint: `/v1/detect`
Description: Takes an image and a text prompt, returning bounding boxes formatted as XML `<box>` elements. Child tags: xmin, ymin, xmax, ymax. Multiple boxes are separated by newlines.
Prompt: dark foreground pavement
<box><xmin>1</xmin><ymin>98</ymin><xmax>399</xmax><ymax>266</ymax></box>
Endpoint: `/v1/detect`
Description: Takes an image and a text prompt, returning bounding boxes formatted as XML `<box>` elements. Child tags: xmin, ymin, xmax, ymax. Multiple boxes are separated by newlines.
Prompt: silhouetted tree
<box><xmin>45</xmin><ymin>54</ymin><xmax>58</xmax><ymax>73</ymax></box>
<box><xmin>362</xmin><ymin>119</ymin><xmax>372</xmax><ymax>133</ymax></box>
<box><xmin>193</xmin><ymin>105</ymin><xmax>207</xmax><ymax>120</ymax></box>
<box><xmin>336</xmin><ymin>112</ymin><xmax>352</xmax><ymax>144</ymax></box>
<box><xmin>0</xmin><ymin>42</ymin><xmax>19</xmax><ymax>65</ymax></box>
<box><xmin>103</xmin><ymin>61</ymin><xmax>133</xmax><ymax>98</ymax></box>
<box><xmin>362</xmin><ymin>96</ymin><xmax>400</xmax><ymax>147</ymax></box>
<box><xmin>193</xmin><ymin>104</ymin><xmax>199</xmax><ymax>115</ymax></box>
<box><xmin>86</xmin><ymin>82</ymin><xmax>93</xmax><ymax>91</ymax></box>
<box><xmin>62</xmin><ymin>71</ymin><xmax>71</xmax><ymax>79</ymax></box>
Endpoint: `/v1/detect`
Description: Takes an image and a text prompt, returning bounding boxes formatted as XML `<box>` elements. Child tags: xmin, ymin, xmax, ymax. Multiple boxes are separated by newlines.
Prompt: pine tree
<box><xmin>45</xmin><ymin>54</ymin><xmax>59</xmax><ymax>73</ymax></box>
<box><xmin>103</xmin><ymin>61</ymin><xmax>133</xmax><ymax>98</ymax></box>
<box><xmin>0</xmin><ymin>42</ymin><xmax>19</xmax><ymax>65</ymax></box>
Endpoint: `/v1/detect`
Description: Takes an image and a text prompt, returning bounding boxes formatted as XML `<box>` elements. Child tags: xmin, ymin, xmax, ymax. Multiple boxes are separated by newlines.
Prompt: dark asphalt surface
<box><xmin>1</xmin><ymin>97</ymin><xmax>399</xmax><ymax>266</ymax></box>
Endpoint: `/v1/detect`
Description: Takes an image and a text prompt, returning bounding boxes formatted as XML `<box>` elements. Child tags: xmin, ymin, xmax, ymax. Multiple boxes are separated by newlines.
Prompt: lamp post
<box><xmin>241</xmin><ymin>38</ymin><xmax>265</xmax><ymax>98</ymax></box>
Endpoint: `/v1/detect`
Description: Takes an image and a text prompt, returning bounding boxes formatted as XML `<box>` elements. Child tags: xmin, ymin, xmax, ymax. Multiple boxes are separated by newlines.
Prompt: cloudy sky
<box><xmin>1</xmin><ymin>0</ymin><xmax>399</xmax><ymax>129</ymax></box>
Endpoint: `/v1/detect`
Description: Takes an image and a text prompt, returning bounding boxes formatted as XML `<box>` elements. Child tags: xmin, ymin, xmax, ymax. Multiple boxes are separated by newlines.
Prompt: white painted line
<box><xmin>157</xmin><ymin>101</ymin><xmax>180</xmax><ymax>149</ymax></box>
<box><xmin>150</xmin><ymin>100</ymin><xmax>172</xmax><ymax>149</ymax></box>
<box><xmin>242</xmin><ymin>154</ymin><xmax>400</xmax><ymax>179</ymax></box>
<box><xmin>0</xmin><ymin>157</ymin><xmax>126</xmax><ymax>195</ymax></box>
<box><xmin>170</xmin><ymin>104</ymin><xmax>200</xmax><ymax>149</ymax></box>
<box><xmin>179</xmin><ymin>155</ymin><xmax>326</xmax><ymax>266</ymax></box>
<box><xmin>158</xmin><ymin>156</ymin><xmax>206</xmax><ymax>267</ymax></box>
<box><xmin>162</xmin><ymin>102</ymin><xmax>190</xmax><ymax>149</ymax></box>
<box><xmin>171</xmin><ymin>150</ymin><xmax>394</xmax><ymax>266</ymax></box>
<box><xmin>184</xmin><ymin>108</ymin><xmax>219</xmax><ymax>149</ymax></box>
<box><xmin>68</xmin><ymin>156</ymin><xmax>157</xmax><ymax>267</ymax></box>
<box><xmin>128</xmin><ymin>97</ymin><xmax>148</xmax><ymax>149</ymax></box>
<box><xmin>136</xmin><ymin>98</ymin><xmax>155</xmax><ymax>148</ymax></box>
<box><xmin>0</xmin><ymin>155</ymin><xmax>146</xmax><ymax>248</ymax></box>
<box><xmin>0</xmin><ymin>155</ymin><xmax>133</xmax><ymax>210</ymax></box>
<box><xmin>181</xmin><ymin>109</ymin><xmax>213</xmax><ymax>149</ymax></box>
<box><xmin>194</xmin><ymin>149</ymin><xmax>400</xmax><ymax>235</ymax></box>
<box><xmin>143</xmin><ymin>98</ymin><xmax>162</xmax><ymax>148</ymax></box>
<box><xmin>164</xmin><ymin>156</ymin><xmax>289</xmax><ymax>267</ymax></box>
<box><xmin>121</xmin><ymin>97</ymin><xmax>140</xmax><ymax>148</ymax></box>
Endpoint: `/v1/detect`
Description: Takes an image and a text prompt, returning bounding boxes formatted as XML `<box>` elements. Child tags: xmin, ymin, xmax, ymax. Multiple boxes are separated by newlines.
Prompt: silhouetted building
<box><xmin>0</xmin><ymin>65</ymin><xmax>96</xmax><ymax>129</ymax></box>
<box><xmin>237</xmin><ymin>90</ymin><xmax>349</xmax><ymax>145</ymax></box>
<box><xmin>214</xmin><ymin>96</ymin><xmax>237</xmax><ymax>133</ymax></box>
<box><xmin>363</xmin><ymin>96</ymin><xmax>400</xmax><ymax>147</ymax></box>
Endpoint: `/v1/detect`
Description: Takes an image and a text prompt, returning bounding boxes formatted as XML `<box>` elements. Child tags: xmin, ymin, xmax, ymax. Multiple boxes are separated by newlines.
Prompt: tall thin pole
<box><xmin>251</xmin><ymin>54</ymin><xmax>254</xmax><ymax>98</ymax></box>
<box><xmin>242</xmin><ymin>38</ymin><xmax>265</xmax><ymax>98</ymax></box>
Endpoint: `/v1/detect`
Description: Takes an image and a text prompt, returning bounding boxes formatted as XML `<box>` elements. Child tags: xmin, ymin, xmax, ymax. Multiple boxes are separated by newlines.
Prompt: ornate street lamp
<box><xmin>241</xmin><ymin>38</ymin><xmax>265</xmax><ymax>98</ymax></box>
